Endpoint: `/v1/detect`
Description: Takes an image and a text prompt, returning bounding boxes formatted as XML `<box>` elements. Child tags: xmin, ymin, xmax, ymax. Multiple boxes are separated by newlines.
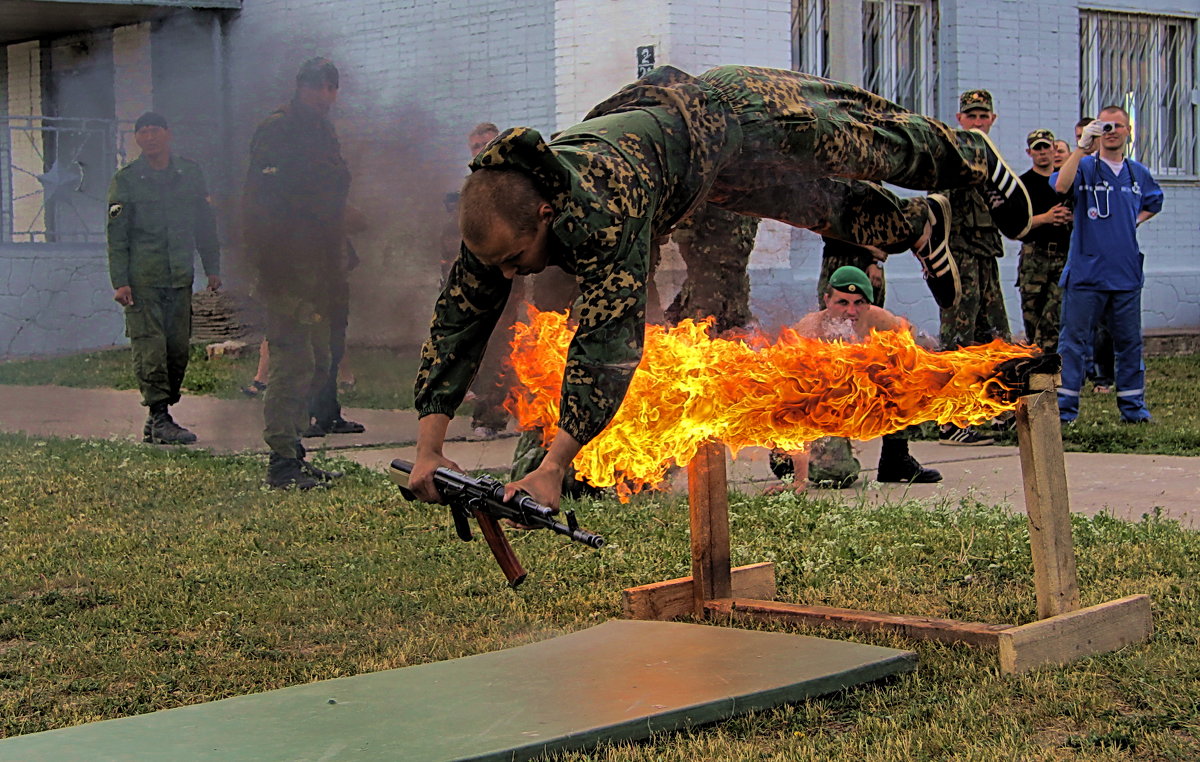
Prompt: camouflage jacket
<box><xmin>242</xmin><ymin>99</ymin><xmax>351</xmax><ymax>314</ymax></box>
<box><xmin>414</xmin><ymin>66</ymin><xmax>741</xmax><ymax>445</ymax></box>
<box><xmin>943</xmin><ymin>186</ymin><xmax>1004</xmax><ymax>259</ymax></box>
<box><xmin>106</xmin><ymin>155</ymin><xmax>220</xmax><ymax>289</ymax></box>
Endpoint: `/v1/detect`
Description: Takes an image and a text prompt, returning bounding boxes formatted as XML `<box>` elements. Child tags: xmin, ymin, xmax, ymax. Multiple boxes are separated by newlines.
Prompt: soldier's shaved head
<box><xmin>459</xmin><ymin>168</ymin><xmax>547</xmax><ymax>245</ymax></box>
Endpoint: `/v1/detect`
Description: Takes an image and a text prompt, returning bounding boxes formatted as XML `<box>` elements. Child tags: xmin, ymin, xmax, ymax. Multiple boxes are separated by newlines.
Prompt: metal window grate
<box><xmin>862</xmin><ymin>0</ymin><xmax>938</xmax><ymax>114</ymax></box>
<box><xmin>2</xmin><ymin>115</ymin><xmax>126</xmax><ymax>244</ymax></box>
<box><xmin>792</xmin><ymin>0</ymin><xmax>830</xmax><ymax>78</ymax></box>
<box><xmin>1081</xmin><ymin>11</ymin><xmax>1199</xmax><ymax>177</ymax></box>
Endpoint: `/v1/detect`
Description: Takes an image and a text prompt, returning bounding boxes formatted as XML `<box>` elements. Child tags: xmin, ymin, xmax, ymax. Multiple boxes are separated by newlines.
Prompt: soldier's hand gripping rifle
<box><xmin>389</xmin><ymin>459</ymin><xmax>605</xmax><ymax>588</ymax></box>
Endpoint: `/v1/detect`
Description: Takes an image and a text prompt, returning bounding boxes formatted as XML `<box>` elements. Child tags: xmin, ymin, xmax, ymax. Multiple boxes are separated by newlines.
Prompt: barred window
<box><xmin>863</xmin><ymin>0</ymin><xmax>938</xmax><ymax>113</ymax></box>
<box><xmin>1081</xmin><ymin>11</ymin><xmax>1198</xmax><ymax>177</ymax></box>
<box><xmin>791</xmin><ymin>0</ymin><xmax>829</xmax><ymax>78</ymax></box>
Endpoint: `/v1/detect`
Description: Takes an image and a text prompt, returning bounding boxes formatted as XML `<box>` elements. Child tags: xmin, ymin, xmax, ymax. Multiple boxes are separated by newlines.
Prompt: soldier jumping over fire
<box><xmin>409</xmin><ymin>64</ymin><xmax>1033</xmax><ymax>508</ymax></box>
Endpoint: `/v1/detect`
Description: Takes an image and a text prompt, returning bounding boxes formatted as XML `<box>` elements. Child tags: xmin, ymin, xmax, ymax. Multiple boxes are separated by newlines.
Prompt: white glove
<box><xmin>1077</xmin><ymin>120</ymin><xmax>1107</xmax><ymax>151</ymax></box>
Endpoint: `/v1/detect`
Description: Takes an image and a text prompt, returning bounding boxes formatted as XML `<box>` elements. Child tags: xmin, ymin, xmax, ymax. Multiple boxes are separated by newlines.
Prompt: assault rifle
<box><xmin>389</xmin><ymin>458</ymin><xmax>605</xmax><ymax>588</ymax></box>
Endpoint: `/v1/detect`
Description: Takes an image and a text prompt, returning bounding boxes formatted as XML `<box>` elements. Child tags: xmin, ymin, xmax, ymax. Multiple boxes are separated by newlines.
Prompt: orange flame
<box><xmin>506</xmin><ymin>308</ymin><xmax>1037</xmax><ymax>500</ymax></box>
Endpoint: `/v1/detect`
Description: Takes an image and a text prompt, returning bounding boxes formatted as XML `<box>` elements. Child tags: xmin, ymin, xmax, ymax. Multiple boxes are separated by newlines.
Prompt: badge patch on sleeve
<box><xmin>108</xmin><ymin>203</ymin><xmax>123</xmax><ymax>219</ymax></box>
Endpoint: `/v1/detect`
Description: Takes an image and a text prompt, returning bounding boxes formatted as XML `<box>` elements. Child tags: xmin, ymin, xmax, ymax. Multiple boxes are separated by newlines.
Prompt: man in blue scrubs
<box><xmin>1052</xmin><ymin>105</ymin><xmax>1164</xmax><ymax>423</ymax></box>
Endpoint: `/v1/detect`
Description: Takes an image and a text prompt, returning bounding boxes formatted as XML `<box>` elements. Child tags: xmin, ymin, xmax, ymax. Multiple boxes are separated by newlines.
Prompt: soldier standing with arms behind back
<box><xmin>936</xmin><ymin>89</ymin><xmax>1016</xmax><ymax>447</ymax></box>
<box><xmin>243</xmin><ymin>58</ymin><xmax>350</xmax><ymax>489</ymax></box>
<box><xmin>107</xmin><ymin>112</ymin><xmax>221</xmax><ymax>445</ymax></box>
<box><xmin>1016</xmin><ymin>129</ymin><xmax>1073</xmax><ymax>354</ymax></box>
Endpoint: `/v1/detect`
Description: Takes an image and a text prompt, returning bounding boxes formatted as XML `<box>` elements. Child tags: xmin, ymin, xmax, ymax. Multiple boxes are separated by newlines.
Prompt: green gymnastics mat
<box><xmin>0</xmin><ymin>619</ymin><xmax>915</xmax><ymax>761</ymax></box>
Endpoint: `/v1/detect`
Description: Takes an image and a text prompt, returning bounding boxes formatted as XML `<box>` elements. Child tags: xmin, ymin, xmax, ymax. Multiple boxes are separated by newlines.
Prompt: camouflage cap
<box><xmin>1026</xmin><ymin>128</ymin><xmax>1055</xmax><ymax>148</ymax></box>
<box><xmin>959</xmin><ymin>89</ymin><xmax>994</xmax><ymax>113</ymax></box>
<box><xmin>827</xmin><ymin>266</ymin><xmax>875</xmax><ymax>304</ymax></box>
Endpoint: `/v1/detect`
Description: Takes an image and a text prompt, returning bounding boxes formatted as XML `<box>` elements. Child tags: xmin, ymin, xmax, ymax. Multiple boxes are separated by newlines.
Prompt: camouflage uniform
<box><xmin>938</xmin><ymin>187</ymin><xmax>1010</xmax><ymax>348</ymax></box>
<box><xmin>665</xmin><ymin>203</ymin><xmax>760</xmax><ymax>332</ymax></box>
<box><xmin>417</xmin><ymin>65</ymin><xmax>1002</xmax><ymax>447</ymax></box>
<box><xmin>1017</xmin><ymin>157</ymin><xmax>1070</xmax><ymax>354</ymax></box>
<box><xmin>107</xmin><ymin>155</ymin><xmax>220</xmax><ymax>409</ymax></box>
<box><xmin>243</xmin><ymin>99</ymin><xmax>350</xmax><ymax>459</ymax></box>
<box><xmin>1017</xmin><ymin>245</ymin><xmax>1067</xmax><ymax>354</ymax></box>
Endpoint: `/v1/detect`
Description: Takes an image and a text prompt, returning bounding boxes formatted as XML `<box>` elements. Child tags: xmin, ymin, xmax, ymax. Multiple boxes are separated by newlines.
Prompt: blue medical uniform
<box><xmin>1051</xmin><ymin>156</ymin><xmax>1163</xmax><ymax>422</ymax></box>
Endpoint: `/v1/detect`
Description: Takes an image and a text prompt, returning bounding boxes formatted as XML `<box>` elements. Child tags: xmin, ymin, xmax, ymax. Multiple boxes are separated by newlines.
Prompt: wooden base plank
<box><xmin>705</xmin><ymin>598</ymin><xmax>1013</xmax><ymax>647</ymax></box>
<box><xmin>998</xmin><ymin>594</ymin><xmax>1153</xmax><ymax>674</ymax></box>
<box><xmin>622</xmin><ymin>563</ymin><xmax>776</xmax><ymax>620</ymax></box>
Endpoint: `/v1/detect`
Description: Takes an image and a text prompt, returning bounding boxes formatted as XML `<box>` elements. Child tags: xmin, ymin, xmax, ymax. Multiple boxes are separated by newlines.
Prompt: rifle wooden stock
<box><xmin>472</xmin><ymin>509</ymin><xmax>528</xmax><ymax>588</ymax></box>
<box><xmin>388</xmin><ymin>458</ymin><xmax>603</xmax><ymax>588</ymax></box>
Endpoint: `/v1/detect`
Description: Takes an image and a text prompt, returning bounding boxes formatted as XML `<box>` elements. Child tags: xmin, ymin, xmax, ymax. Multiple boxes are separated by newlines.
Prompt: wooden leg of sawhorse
<box><xmin>1014</xmin><ymin>377</ymin><xmax>1081</xmax><ymax>619</ymax></box>
<box><xmin>689</xmin><ymin>440</ymin><xmax>732</xmax><ymax>616</ymax></box>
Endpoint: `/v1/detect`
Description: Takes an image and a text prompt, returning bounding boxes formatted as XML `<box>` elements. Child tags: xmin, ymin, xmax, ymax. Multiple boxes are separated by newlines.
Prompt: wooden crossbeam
<box><xmin>704</xmin><ymin>598</ymin><xmax>1013</xmax><ymax>647</ymax></box>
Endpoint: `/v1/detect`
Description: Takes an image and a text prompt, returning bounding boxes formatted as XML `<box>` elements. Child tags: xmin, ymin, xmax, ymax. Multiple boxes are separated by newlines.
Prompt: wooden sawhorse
<box><xmin>621</xmin><ymin>372</ymin><xmax>1152</xmax><ymax>673</ymax></box>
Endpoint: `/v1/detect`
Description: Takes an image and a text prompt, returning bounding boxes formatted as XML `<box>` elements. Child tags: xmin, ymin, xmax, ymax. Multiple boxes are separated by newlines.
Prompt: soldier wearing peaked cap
<box><xmin>107</xmin><ymin>111</ymin><xmax>221</xmax><ymax>446</ymax></box>
<box><xmin>409</xmin><ymin>65</ymin><xmax>1034</xmax><ymax>508</ymax></box>
<box><xmin>935</xmin><ymin>88</ymin><xmax>1018</xmax><ymax>447</ymax></box>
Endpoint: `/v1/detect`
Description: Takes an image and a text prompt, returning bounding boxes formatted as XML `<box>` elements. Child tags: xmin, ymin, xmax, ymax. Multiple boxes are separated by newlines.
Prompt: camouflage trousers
<box><xmin>263</xmin><ymin>305</ymin><xmax>330</xmax><ymax>460</ymax></box>
<box><xmin>701</xmin><ymin>66</ymin><xmax>991</xmax><ymax>252</ymax></box>
<box><xmin>124</xmin><ymin>286</ymin><xmax>192</xmax><ymax>408</ymax></box>
<box><xmin>940</xmin><ymin>254</ymin><xmax>1011</xmax><ymax>349</ymax></box>
<box><xmin>769</xmin><ymin>437</ymin><xmax>861</xmax><ymax>489</ymax></box>
<box><xmin>665</xmin><ymin>204</ymin><xmax>761</xmax><ymax>332</ymax></box>
<box><xmin>1017</xmin><ymin>242</ymin><xmax>1067</xmax><ymax>355</ymax></box>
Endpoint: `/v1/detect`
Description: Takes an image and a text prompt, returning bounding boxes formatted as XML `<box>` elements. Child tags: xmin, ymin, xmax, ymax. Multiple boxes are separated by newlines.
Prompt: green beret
<box><xmin>828</xmin><ymin>265</ymin><xmax>875</xmax><ymax>304</ymax></box>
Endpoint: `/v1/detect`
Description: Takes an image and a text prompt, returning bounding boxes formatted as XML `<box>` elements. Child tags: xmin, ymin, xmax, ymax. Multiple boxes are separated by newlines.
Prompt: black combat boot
<box><xmin>145</xmin><ymin>403</ymin><xmax>197</xmax><ymax>445</ymax></box>
<box><xmin>876</xmin><ymin>436</ymin><xmax>942</xmax><ymax>483</ymax></box>
<box><xmin>296</xmin><ymin>443</ymin><xmax>344</xmax><ymax>482</ymax></box>
<box><xmin>266</xmin><ymin>452</ymin><xmax>321</xmax><ymax>490</ymax></box>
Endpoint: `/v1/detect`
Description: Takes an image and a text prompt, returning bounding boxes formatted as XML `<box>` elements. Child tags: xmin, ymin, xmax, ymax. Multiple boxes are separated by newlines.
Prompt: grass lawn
<box><xmin>1</xmin><ymin>433</ymin><xmax>1197</xmax><ymax>759</ymax></box>
<box><xmin>0</xmin><ymin>344</ymin><xmax>422</xmax><ymax>411</ymax></box>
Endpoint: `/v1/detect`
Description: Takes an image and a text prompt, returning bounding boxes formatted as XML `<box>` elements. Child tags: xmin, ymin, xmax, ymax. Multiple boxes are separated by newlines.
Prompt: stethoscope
<box><xmin>1087</xmin><ymin>160</ymin><xmax>1118</xmax><ymax>220</ymax></box>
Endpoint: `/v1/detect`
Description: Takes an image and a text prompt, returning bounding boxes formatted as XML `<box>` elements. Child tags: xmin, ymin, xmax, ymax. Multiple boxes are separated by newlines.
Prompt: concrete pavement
<box><xmin>1</xmin><ymin>384</ymin><xmax>1196</xmax><ymax>527</ymax></box>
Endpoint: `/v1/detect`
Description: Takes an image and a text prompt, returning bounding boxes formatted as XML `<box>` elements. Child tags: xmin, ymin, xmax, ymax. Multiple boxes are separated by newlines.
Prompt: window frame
<box><xmin>1080</xmin><ymin>9</ymin><xmax>1199</xmax><ymax>178</ymax></box>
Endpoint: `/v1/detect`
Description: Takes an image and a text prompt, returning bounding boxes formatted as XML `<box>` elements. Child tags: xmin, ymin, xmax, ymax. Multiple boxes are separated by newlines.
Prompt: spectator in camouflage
<box><xmin>1016</xmin><ymin>128</ymin><xmax>1072</xmax><ymax>354</ymax></box>
<box><xmin>936</xmin><ymin>89</ymin><xmax>1014</xmax><ymax>447</ymax></box>
<box><xmin>408</xmin><ymin>65</ymin><xmax>1032</xmax><ymax>508</ymax></box>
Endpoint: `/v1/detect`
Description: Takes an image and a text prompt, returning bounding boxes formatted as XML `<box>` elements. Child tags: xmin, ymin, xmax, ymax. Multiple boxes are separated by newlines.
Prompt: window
<box><xmin>791</xmin><ymin>0</ymin><xmax>829</xmax><ymax>78</ymax></box>
<box><xmin>862</xmin><ymin>0</ymin><xmax>937</xmax><ymax>114</ymax></box>
<box><xmin>1081</xmin><ymin>11</ymin><xmax>1198</xmax><ymax>177</ymax></box>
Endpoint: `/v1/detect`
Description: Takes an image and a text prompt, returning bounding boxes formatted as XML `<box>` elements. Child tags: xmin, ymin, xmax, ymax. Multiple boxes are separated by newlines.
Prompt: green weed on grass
<box><xmin>1</xmin><ymin>433</ymin><xmax>1197</xmax><ymax>759</ymax></box>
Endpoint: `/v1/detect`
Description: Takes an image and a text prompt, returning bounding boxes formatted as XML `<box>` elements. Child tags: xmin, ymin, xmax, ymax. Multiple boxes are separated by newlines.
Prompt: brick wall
<box><xmin>1</xmin><ymin>0</ymin><xmax>1196</xmax><ymax>358</ymax></box>
<box><xmin>0</xmin><ymin>244</ymin><xmax>123</xmax><ymax>356</ymax></box>
<box><xmin>755</xmin><ymin>0</ymin><xmax>1199</xmax><ymax>338</ymax></box>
